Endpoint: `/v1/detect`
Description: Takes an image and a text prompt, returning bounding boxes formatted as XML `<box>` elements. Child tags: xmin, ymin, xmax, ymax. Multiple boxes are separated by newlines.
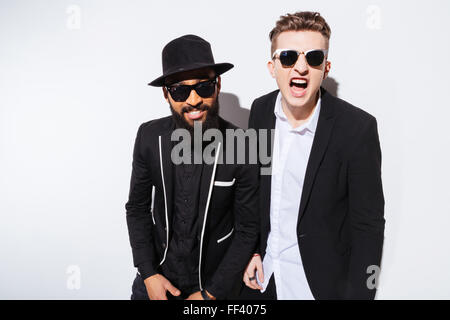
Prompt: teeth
<box><xmin>291</xmin><ymin>79</ymin><xmax>307</xmax><ymax>84</ymax></box>
<box><xmin>189</xmin><ymin>110</ymin><xmax>200</xmax><ymax>114</ymax></box>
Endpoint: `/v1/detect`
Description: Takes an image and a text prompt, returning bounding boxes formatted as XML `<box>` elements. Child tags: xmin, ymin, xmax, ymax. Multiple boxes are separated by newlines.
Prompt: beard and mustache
<box><xmin>169</xmin><ymin>97</ymin><xmax>220</xmax><ymax>134</ymax></box>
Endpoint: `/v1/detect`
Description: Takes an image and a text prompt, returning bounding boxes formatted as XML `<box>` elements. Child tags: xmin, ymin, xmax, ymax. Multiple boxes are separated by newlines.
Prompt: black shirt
<box><xmin>160</xmin><ymin>146</ymin><xmax>204</xmax><ymax>297</ymax></box>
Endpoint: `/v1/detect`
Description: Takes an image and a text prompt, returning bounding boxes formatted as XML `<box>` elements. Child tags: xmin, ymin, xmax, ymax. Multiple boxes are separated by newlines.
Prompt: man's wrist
<box><xmin>137</xmin><ymin>261</ymin><xmax>157</xmax><ymax>280</ymax></box>
<box><xmin>201</xmin><ymin>289</ymin><xmax>216</xmax><ymax>300</ymax></box>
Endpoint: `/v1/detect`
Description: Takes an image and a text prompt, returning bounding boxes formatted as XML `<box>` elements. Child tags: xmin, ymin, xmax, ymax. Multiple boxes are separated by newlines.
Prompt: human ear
<box><xmin>267</xmin><ymin>60</ymin><xmax>276</xmax><ymax>78</ymax></box>
<box><xmin>216</xmin><ymin>76</ymin><xmax>221</xmax><ymax>94</ymax></box>
<box><xmin>163</xmin><ymin>87</ymin><xmax>169</xmax><ymax>102</ymax></box>
<box><xmin>323</xmin><ymin>60</ymin><xmax>331</xmax><ymax>80</ymax></box>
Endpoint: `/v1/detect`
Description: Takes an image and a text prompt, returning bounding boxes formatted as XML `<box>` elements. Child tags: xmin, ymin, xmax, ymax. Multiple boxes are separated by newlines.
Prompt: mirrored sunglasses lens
<box><xmin>306</xmin><ymin>50</ymin><xmax>325</xmax><ymax>66</ymax></box>
<box><xmin>279</xmin><ymin>50</ymin><xmax>298</xmax><ymax>66</ymax></box>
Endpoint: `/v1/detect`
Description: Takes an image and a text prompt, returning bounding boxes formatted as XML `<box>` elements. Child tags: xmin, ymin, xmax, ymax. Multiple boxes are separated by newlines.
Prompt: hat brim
<box><xmin>148</xmin><ymin>62</ymin><xmax>234</xmax><ymax>87</ymax></box>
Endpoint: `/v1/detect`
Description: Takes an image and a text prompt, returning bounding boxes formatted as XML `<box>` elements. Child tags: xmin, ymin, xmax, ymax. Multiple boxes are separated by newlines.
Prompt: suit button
<box><xmin>298</xmin><ymin>233</ymin><xmax>306</xmax><ymax>238</ymax></box>
<box><xmin>162</xmin><ymin>243</ymin><xmax>166</xmax><ymax>248</ymax></box>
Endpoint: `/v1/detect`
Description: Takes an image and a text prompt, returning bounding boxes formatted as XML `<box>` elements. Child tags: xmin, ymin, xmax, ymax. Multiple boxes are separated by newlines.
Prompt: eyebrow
<box><xmin>171</xmin><ymin>78</ymin><xmax>213</xmax><ymax>86</ymax></box>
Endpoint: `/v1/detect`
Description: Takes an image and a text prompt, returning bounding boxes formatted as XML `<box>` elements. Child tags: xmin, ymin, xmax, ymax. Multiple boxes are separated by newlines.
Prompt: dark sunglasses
<box><xmin>165</xmin><ymin>78</ymin><xmax>217</xmax><ymax>102</ymax></box>
<box><xmin>272</xmin><ymin>49</ymin><xmax>328</xmax><ymax>67</ymax></box>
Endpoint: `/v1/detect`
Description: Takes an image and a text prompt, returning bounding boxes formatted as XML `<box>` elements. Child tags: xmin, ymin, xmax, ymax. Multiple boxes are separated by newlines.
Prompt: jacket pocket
<box><xmin>217</xmin><ymin>228</ymin><xmax>234</xmax><ymax>243</ymax></box>
<box><xmin>214</xmin><ymin>178</ymin><xmax>236</xmax><ymax>187</ymax></box>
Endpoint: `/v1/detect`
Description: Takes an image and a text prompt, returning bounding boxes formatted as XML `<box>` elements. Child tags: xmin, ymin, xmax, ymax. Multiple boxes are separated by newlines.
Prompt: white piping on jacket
<box><xmin>158</xmin><ymin>136</ymin><xmax>169</xmax><ymax>266</ymax></box>
<box><xmin>198</xmin><ymin>142</ymin><xmax>222</xmax><ymax>291</ymax></box>
<box><xmin>217</xmin><ymin>228</ymin><xmax>234</xmax><ymax>243</ymax></box>
<box><xmin>150</xmin><ymin>185</ymin><xmax>156</xmax><ymax>225</ymax></box>
<box><xmin>213</xmin><ymin>178</ymin><xmax>235</xmax><ymax>187</ymax></box>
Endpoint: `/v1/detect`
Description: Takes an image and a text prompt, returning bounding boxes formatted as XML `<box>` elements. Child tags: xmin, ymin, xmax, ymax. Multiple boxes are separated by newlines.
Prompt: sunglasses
<box><xmin>272</xmin><ymin>49</ymin><xmax>328</xmax><ymax>67</ymax></box>
<box><xmin>165</xmin><ymin>78</ymin><xmax>217</xmax><ymax>102</ymax></box>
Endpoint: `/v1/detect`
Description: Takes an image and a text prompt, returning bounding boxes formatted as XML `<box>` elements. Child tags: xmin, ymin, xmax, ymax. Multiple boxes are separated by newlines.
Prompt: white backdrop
<box><xmin>1</xmin><ymin>0</ymin><xmax>450</xmax><ymax>299</ymax></box>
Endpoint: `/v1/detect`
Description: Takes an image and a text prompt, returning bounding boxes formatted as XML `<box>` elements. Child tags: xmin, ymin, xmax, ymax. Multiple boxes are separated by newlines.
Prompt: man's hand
<box><xmin>186</xmin><ymin>291</ymin><xmax>203</xmax><ymax>300</ymax></box>
<box><xmin>243</xmin><ymin>254</ymin><xmax>264</xmax><ymax>290</ymax></box>
<box><xmin>143</xmin><ymin>273</ymin><xmax>180</xmax><ymax>300</ymax></box>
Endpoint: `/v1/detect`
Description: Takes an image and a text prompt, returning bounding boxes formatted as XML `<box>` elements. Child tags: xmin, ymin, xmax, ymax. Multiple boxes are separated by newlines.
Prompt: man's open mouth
<box><xmin>290</xmin><ymin>78</ymin><xmax>308</xmax><ymax>89</ymax></box>
<box><xmin>183</xmin><ymin>107</ymin><xmax>207</xmax><ymax>121</ymax></box>
<box><xmin>289</xmin><ymin>78</ymin><xmax>308</xmax><ymax>97</ymax></box>
<box><xmin>186</xmin><ymin>110</ymin><xmax>204</xmax><ymax>120</ymax></box>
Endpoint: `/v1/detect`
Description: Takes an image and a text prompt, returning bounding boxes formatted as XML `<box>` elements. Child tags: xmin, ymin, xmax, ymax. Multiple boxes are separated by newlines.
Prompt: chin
<box><xmin>284</xmin><ymin>95</ymin><xmax>306</xmax><ymax>109</ymax></box>
<box><xmin>290</xmin><ymin>91</ymin><xmax>319</xmax><ymax>109</ymax></box>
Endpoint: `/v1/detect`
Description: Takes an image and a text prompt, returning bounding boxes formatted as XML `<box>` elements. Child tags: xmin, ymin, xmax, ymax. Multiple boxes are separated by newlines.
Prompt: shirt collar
<box><xmin>274</xmin><ymin>90</ymin><xmax>321</xmax><ymax>133</ymax></box>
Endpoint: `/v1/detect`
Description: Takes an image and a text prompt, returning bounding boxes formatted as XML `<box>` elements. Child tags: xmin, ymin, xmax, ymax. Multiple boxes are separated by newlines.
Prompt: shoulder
<box><xmin>133</xmin><ymin>116</ymin><xmax>173</xmax><ymax>150</ymax></box>
<box><xmin>138</xmin><ymin>115</ymin><xmax>173</xmax><ymax>135</ymax></box>
<box><xmin>324</xmin><ymin>90</ymin><xmax>377</xmax><ymax>134</ymax></box>
<box><xmin>321</xmin><ymin>91</ymin><xmax>380</xmax><ymax>153</ymax></box>
<box><xmin>250</xmin><ymin>89</ymin><xmax>279</xmax><ymax>113</ymax></box>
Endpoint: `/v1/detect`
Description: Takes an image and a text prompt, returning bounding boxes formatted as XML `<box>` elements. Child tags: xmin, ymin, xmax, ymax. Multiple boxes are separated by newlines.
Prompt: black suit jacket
<box><xmin>125</xmin><ymin>116</ymin><xmax>259</xmax><ymax>299</ymax></box>
<box><xmin>248</xmin><ymin>87</ymin><xmax>385</xmax><ymax>299</ymax></box>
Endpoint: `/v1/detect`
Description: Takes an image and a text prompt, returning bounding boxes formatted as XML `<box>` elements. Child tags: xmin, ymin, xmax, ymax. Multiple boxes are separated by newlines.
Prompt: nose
<box><xmin>186</xmin><ymin>88</ymin><xmax>202</xmax><ymax>107</ymax></box>
<box><xmin>293</xmin><ymin>53</ymin><xmax>309</xmax><ymax>75</ymax></box>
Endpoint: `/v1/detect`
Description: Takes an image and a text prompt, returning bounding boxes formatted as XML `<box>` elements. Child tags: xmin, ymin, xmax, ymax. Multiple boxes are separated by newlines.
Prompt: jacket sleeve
<box><xmin>125</xmin><ymin>123</ymin><xmax>158</xmax><ymax>280</ymax></box>
<box><xmin>246</xmin><ymin>100</ymin><xmax>261</xmax><ymax>255</ymax></box>
<box><xmin>346</xmin><ymin>117</ymin><xmax>385</xmax><ymax>299</ymax></box>
<box><xmin>248</xmin><ymin>100</ymin><xmax>257</xmax><ymax>131</ymax></box>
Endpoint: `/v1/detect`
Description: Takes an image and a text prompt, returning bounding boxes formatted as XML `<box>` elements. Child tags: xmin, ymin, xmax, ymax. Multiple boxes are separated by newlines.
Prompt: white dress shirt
<box><xmin>258</xmin><ymin>91</ymin><xmax>321</xmax><ymax>299</ymax></box>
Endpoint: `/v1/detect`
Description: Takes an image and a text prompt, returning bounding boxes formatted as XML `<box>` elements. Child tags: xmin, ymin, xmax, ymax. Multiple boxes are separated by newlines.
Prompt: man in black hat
<box><xmin>125</xmin><ymin>35</ymin><xmax>259</xmax><ymax>300</ymax></box>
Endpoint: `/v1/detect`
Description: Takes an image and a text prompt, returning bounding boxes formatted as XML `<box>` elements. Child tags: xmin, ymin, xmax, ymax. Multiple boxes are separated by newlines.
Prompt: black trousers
<box><xmin>238</xmin><ymin>275</ymin><xmax>277</xmax><ymax>300</ymax></box>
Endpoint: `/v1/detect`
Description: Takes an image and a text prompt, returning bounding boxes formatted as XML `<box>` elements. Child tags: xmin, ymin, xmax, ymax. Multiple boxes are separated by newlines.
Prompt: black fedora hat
<box><xmin>148</xmin><ymin>34</ymin><xmax>234</xmax><ymax>87</ymax></box>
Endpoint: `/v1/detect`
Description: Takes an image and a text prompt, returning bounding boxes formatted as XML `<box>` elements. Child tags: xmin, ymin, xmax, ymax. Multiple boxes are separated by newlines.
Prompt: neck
<box><xmin>281</xmin><ymin>90</ymin><xmax>319</xmax><ymax>128</ymax></box>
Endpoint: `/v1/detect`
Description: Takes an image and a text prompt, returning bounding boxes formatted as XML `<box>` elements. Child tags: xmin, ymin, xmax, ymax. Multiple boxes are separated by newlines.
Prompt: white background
<box><xmin>1</xmin><ymin>0</ymin><xmax>449</xmax><ymax>299</ymax></box>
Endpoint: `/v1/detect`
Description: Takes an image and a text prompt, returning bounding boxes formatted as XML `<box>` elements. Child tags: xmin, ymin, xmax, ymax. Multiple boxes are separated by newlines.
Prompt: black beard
<box><xmin>170</xmin><ymin>98</ymin><xmax>220</xmax><ymax>135</ymax></box>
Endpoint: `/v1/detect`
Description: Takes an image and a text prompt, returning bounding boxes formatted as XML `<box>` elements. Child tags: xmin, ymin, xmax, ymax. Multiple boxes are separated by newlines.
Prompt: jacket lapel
<box><xmin>260</xmin><ymin>92</ymin><xmax>277</xmax><ymax>236</ymax></box>
<box><xmin>297</xmin><ymin>88</ymin><xmax>336</xmax><ymax>224</ymax></box>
